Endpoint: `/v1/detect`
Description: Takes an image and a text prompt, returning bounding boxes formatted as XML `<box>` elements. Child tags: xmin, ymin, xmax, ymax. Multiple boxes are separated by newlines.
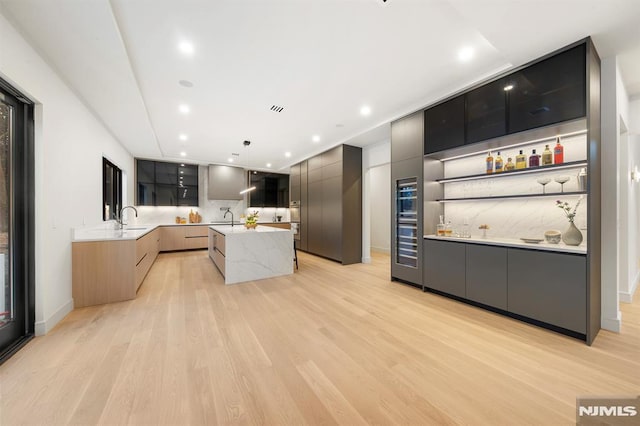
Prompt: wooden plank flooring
<box><xmin>1</xmin><ymin>250</ymin><xmax>638</xmax><ymax>425</ymax></box>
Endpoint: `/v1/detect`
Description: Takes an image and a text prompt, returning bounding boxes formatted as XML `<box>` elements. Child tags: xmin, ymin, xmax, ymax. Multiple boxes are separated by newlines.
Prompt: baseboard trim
<box><xmin>619</xmin><ymin>271</ymin><xmax>639</xmax><ymax>303</ymax></box>
<box><xmin>34</xmin><ymin>298</ymin><xmax>73</xmax><ymax>336</ymax></box>
<box><xmin>371</xmin><ymin>246</ymin><xmax>390</xmax><ymax>254</ymax></box>
<box><xmin>601</xmin><ymin>313</ymin><xmax>622</xmax><ymax>333</ymax></box>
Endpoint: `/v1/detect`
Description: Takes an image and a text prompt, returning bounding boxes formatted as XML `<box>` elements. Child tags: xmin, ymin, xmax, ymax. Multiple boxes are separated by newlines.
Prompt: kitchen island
<box><xmin>208</xmin><ymin>225</ymin><xmax>294</xmax><ymax>284</ymax></box>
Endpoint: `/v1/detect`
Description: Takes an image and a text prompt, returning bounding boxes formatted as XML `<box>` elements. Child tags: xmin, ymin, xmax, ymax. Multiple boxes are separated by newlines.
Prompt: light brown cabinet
<box><xmin>209</xmin><ymin>228</ymin><xmax>226</xmax><ymax>276</ymax></box>
<box><xmin>160</xmin><ymin>225</ymin><xmax>209</xmax><ymax>251</ymax></box>
<box><xmin>72</xmin><ymin>227</ymin><xmax>161</xmax><ymax>308</ymax></box>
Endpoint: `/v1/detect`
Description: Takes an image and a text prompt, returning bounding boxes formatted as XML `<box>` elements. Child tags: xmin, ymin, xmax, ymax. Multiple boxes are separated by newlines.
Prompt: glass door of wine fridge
<box><xmin>396</xmin><ymin>178</ymin><xmax>418</xmax><ymax>267</ymax></box>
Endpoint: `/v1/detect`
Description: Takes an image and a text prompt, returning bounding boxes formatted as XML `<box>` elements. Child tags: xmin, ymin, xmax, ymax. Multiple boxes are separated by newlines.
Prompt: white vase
<box><xmin>562</xmin><ymin>221</ymin><xmax>583</xmax><ymax>246</ymax></box>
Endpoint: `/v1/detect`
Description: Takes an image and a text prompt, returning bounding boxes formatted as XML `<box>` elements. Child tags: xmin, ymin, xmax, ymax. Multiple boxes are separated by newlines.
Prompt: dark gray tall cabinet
<box><xmin>290</xmin><ymin>145</ymin><xmax>362</xmax><ymax>264</ymax></box>
<box><xmin>391</xmin><ymin>111</ymin><xmax>424</xmax><ymax>285</ymax></box>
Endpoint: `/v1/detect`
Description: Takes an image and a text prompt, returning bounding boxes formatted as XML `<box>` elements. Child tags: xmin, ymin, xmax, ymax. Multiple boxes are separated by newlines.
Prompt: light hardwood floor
<box><xmin>1</xmin><ymin>251</ymin><xmax>638</xmax><ymax>425</ymax></box>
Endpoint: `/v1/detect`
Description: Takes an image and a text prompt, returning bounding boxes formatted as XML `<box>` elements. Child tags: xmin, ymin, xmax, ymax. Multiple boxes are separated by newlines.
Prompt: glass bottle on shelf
<box><xmin>444</xmin><ymin>221</ymin><xmax>453</xmax><ymax>236</ymax></box>
<box><xmin>485</xmin><ymin>152</ymin><xmax>494</xmax><ymax>174</ymax></box>
<box><xmin>494</xmin><ymin>151</ymin><xmax>504</xmax><ymax>173</ymax></box>
<box><xmin>515</xmin><ymin>150</ymin><xmax>527</xmax><ymax>169</ymax></box>
<box><xmin>504</xmin><ymin>157</ymin><xmax>515</xmax><ymax>171</ymax></box>
<box><xmin>437</xmin><ymin>215</ymin><xmax>445</xmax><ymax>236</ymax></box>
<box><xmin>542</xmin><ymin>144</ymin><xmax>553</xmax><ymax>165</ymax></box>
<box><xmin>529</xmin><ymin>149</ymin><xmax>540</xmax><ymax>167</ymax></box>
<box><xmin>553</xmin><ymin>137</ymin><xmax>564</xmax><ymax>164</ymax></box>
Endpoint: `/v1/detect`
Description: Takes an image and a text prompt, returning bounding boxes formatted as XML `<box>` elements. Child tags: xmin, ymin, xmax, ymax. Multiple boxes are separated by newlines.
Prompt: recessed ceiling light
<box><xmin>458</xmin><ymin>46</ymin><xmax>474</xmax><ymax>62</ymax></box>
<box><xmin>228</xmin><ymin>158</ymin><xmax>234</xmax><ymax>163</ymax></box>
<box><xmin>360</xmin><ymin>105</ymin><xmax>371</xmax><ymax>116</ymax></box>
<box><xmin>180</xmin><ymin>151</ymin><xmax>187</xmax><ymax>157</ymax></box>
<box><xmin>503</xmin><ymin>84</ymin><xmax>514</xmax><ymax>91</ymax></box>
<box><xmin>285</xmin><ymin>152</ymin><xmax>292</xmax><ymax>158</ymax></box>
<box><xmin>266</xmin><ymin>163</ymin><xmax>272</xmax><ymax>168</ymax></box>
<box><xmin>178</xmin><ymin>41</ymin><xmax>194</xmax><ymax>55</ymax></box>
<box><xmin>179</xmin><ymin>104</ymin><xmax>190</xmax><ymax>114</ymax></box>
<box><xmin>179</xmin><ymin>133</ymin><xmax>188</xmax><ymax>141</ymax></box>
<box><xmin>180</xmin><ymin>163</ymin><xmax>185</xmax><ymax>167</ymax></box>
<box><xmin>179</xmin><ymin>80</ymin><xmax>194</xmax><ymax>88</ymax></box>
<box><xmin>312</xmin><ymin>135</ymin><xmax>321</xmax><ymax>143</ymax></box>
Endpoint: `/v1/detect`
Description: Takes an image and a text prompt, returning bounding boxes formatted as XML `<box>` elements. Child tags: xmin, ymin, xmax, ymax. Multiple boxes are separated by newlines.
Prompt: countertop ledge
<box><xmin>209</xmin><ymin>225</ymin><xmax>291</xmax><ymax>236</ymax></box>
<box><xmin>424</xmin><ymin>234</ymin><xmax>587</xmax><ymax>255</ymax></box>
<box><xmin>73</xmin><ymin>222</ymin><xmax>238</xmax><ymax>242</ymax></box>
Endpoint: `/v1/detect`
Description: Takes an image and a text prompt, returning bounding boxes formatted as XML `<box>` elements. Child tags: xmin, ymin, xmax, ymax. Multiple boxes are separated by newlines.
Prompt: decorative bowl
<box><xmin>544</xmin><ymin>230</ymin><xmax>562</xmax><ymax>244</ymax></box>
<box><xmin>245</xmin><ymin>223</ymin><xmax>258</xmax><ymax>229</ymax></box>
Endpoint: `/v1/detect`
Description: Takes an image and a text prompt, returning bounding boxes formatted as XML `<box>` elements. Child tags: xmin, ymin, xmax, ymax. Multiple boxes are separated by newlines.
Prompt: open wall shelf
<box><xmin>437</xmin><ymin>191</ymin><xmax>586</xmax><ymax>202</ymax></box>
<box><xmin>436</xmin><ymin>160</ymin><xmax>587</xmax><ymax>183</ymax></box>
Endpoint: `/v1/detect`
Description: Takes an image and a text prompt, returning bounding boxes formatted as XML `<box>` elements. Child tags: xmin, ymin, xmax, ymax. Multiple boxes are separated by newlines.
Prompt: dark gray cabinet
<box><xmin>466</xmin><ymin>78</ymin><xmax>507</xmax><ymax>144</ymax></box>
<box><xmin>248</xmin><ymin>171</ymin><xmax>289</xmax><ymax>207</ymax></box>
<box><xmin>293</xmin><ymin>146</ymin><xmax>361</xmax><ymax>264</ymax></box>
<box><xmin>507</xmin><ymin>249</ymin><xmax>586</xmax><ymax>334</ymax></box>
<box><xmin>508</xmin><ymin>44</ymin><xmax>586</xmax><ymax>134</ymax></box>
<box><xmin>466</xmin><ymin>245</ymin><xmax>507</xmax><ymax>309</ymax></box>
<box><xmin>299</xmin><ymin>160</ymin><xmax>308</xmax><ymax>251</ymax></box>
<box><xmin>391</xmin><ymin>111</ymin><xmax>424</xmax><ymax>286</ymax></box>
<box><xmin>136</xmin><ymin>159</ymin><xmax>198</xmax><ymax>206</ymax></box>
<box><xmin>290</xmin><ymin>163</ymin><xmax>301</xmax><ymax>202</ymax></box>
<box><xmin>424</xmin><ymin>96</ymin><xmax>465</xmax><ymax>154</ymax></box>
<box><xmin>423</xmin><ymin>239</ymin><xmax>465</xmax><ymax>298</ymax></box>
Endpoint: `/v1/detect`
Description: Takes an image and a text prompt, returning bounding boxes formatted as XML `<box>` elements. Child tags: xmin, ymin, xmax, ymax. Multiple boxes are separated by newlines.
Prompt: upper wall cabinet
<box><xmin>508</xmin><ymin>44</ymin><xmax>586</xmax><ymax>134</ymax></box>
<box><xmin>136</xmin><ymin>160</ymin><xmax>198</xmax><ymax>206</ymax></box>
<box><xmin>424</xmin><ymin>95</ymin><xmax>465</xmax><ymax>154</ymax></box>
<box><xmin>248</xmin><ymin>171</ymin><xmax>289</xmax><ymax>208</ymax></box>
<box><xmin>423</xmin><ymin>41</ymin><xmax>588</xmax><ymax>154</ymax></box>
<box><xmin>466</xmin><ymin>77</ymin><xmax>507</xmax><ymax>144</ymax></box>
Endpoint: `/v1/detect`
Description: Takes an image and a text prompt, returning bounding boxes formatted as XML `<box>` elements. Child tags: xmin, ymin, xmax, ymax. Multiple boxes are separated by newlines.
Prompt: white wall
<box><xmin>0</xmin><ymin>13</ymin><xmax>134</xmax><ymax>334</ymax></box>
<box><xmin>623</xmin><ymin>98</ymin><xmax>640</xmax><ymax>302</ymax></box>
<box><xmin>369</xmin><ymin>163</ymin><xmax>391</xmax><ymax>253</ymax></box>
<box><xmin>600</xmin><ymin>56</ymin><xmax>630</xmax><ymax>331</ymax></box>
<box><xmin>362</xmin><ymin>140</ymin><xmax>391</xmax><ymax>263</ymax></box>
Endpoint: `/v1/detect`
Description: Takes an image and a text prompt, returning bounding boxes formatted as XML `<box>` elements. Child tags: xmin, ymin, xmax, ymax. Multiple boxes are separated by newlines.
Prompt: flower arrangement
<box><xmin>243</xmin><ymin>210</ymin><xmax>259</xmax><ymax>229</ymax></box>
<box><xmin>556</xmin><ymin>196</ymin><xmax>582</xmax><ymax>222</ymax></box>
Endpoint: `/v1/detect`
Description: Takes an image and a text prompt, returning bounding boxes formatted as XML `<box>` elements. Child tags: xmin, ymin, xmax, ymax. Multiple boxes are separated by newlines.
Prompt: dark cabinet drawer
<box><xmin>508</xmin><ymin>44</ymin><xmax>586</xmax><ymax>134</ymax></box>
<box><xmin>423</xmin><ymin>239</ymin><xmax>465</xmax><ymax>297</ymax></box>
<box><xmin>424</xmin><ymin>95</ymin><xmax>465</xmax><ymax>154</ymax></box>
<box><xmin>466</xmin><ymin>245</ymin><xmax>507</xmax><ymax>309</ymax></box>
<box><xmin>507</xmin><ymin>248</ymin><xmax>586</xmax><ymax>333</ymax></box>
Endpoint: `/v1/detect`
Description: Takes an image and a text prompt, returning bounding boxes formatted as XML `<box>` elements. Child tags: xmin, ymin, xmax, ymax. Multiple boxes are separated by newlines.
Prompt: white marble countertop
<box><xmin>209</xmin><ymin>225</ymin><xmax>291</xmax><ymax>236</ymax></box>
<box><xmin>424</xmin><ymin>234</ymin><xmax>587</xmax><ymax>254</ymax></box>
<box><xmin>73</xmin><ymin>225</ymin><xmax>158</xmax><ymax>242</ymax></box>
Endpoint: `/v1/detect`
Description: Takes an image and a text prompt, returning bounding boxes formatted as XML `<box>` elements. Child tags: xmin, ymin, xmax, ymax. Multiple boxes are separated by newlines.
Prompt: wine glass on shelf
<box><xmin>536</xmin><ymin>177</ymin><xmax>551</xmax><ymax>194</ymax></box>
<box><xmin>555</xmin><ymin>176</ymin><xmax>570</xmax><ymax>193</ymax></box>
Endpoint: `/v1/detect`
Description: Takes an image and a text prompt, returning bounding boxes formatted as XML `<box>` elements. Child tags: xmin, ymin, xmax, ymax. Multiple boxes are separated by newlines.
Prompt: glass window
<box><xmin>103</xmin><ymin>158</ymin><xmax>122</xmax><ymax>221</ymax></box>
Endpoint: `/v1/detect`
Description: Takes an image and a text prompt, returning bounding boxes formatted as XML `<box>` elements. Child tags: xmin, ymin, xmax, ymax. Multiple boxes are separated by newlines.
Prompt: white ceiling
<box><xmin>1</xmin><ymin>0</ymin><xmax>639</xmax><ymax>171</ymax></box>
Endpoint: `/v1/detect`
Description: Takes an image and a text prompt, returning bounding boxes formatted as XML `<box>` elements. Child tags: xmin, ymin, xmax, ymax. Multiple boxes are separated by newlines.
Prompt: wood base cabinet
<box><xmin>73</xmin><ymin>228</ymin><xmax>160</xmax><ymax>308</ymax></box>
<box><xmin>161</xmin><ymin>225</ymin><xmax>209</xmax><ymax>251</ymax></box>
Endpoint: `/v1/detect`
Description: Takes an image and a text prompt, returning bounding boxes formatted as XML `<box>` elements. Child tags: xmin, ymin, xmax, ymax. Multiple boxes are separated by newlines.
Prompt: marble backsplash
<box><xmin>440</xmin><ymin>197</ymin><xmax>588</xmax><ymax>242</ymax></box>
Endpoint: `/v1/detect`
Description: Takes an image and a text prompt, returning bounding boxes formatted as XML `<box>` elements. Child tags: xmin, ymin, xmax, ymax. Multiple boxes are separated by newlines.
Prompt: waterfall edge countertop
<box><xmin>424</xmin><ymin>234</ymin><xmax>586</xmax><ymax>254</ymax></box>
<box><xmin>209</xmin><ymin>225</ymin><xmax>294</xmax><ymax>284</ymax></box>
<box><xmin>72</xmin><ymin>222</ymin><xmax>241</xmax><ymax>242</ymax></box>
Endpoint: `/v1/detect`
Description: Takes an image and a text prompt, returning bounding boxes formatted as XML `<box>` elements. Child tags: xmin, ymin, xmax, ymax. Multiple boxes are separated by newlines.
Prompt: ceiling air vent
<box><xmin>270</xmin><ymin>105</ymin><xmax>284</xmax><ymax>113</ymax></box>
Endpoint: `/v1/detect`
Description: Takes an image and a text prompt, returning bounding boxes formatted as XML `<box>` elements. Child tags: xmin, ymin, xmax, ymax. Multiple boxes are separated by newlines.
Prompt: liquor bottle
<box><xmin>529</xmin><ymin>149</ymin><xmax>540</xmax><ymax>167</ymax></box>
<box><xmin>486</xmin><ymin>152</ymin><xmax>494</xmax><ymax>174</ymax></box>
<box><xmin>515</xmin><ymin>150</ymin><xmax>527</xmax><ymax>169</ymax></box>
<box><xmin>542</xmin><ymin>144</ymin><xmax>553</xmax><ymax>165</ymax></box>
<box><xmin>554</xmin><ymin>138</ymin><xmax>564</xmax><ymax>164</ymax></box>
<box><xmin>504</xmin><ymin>157</ymin><xmax>515</xmax><ymax>171</ymax></box>
<box><xmin>494</xmin><ymin>151</ymin><xmax>504</xmax><ymax>173</ymax></box>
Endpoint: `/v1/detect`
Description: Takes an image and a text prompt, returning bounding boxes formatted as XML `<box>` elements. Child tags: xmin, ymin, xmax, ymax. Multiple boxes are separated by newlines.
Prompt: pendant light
<box><xmin>239</xmin><ymin>140</ymin><xmax>256</xmax><ymax>194</ymax></box>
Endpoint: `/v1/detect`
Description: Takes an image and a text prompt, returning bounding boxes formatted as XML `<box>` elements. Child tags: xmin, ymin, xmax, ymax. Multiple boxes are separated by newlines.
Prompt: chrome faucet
<box><xmin>115</xmin><ymin>205</ymin><xmax>138</xmax><ymax>229</ymax></box>
<box><xmin>224</xmin><ymin>208</ymin><xmax>234</xmax><ymax>227</ymax></box>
